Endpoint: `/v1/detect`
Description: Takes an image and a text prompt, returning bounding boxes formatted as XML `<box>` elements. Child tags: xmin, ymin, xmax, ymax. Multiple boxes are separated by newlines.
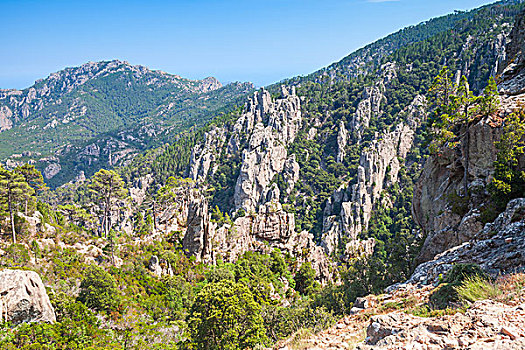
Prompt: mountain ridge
<box><xmin>0</xmin><ymin>59</ymin><xmax>254</xmax><ymax>187</ymax></box>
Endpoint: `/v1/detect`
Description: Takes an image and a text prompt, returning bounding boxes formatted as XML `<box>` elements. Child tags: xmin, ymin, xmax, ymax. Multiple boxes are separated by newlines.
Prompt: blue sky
<box><xmin>0</xmin><ymin>0</ymin><xmax>495</xmax><ymax>89</ymax></box>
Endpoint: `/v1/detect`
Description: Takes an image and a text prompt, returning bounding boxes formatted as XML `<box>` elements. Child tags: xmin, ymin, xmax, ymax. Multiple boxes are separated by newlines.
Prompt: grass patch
<box><xmin>455</xmin><ymin>276</ymin><xmax>501</xmax><ymax>304</ymax></box>
<box><xmin>288</xmin><ymin>328</ymin><xmax>314</xmax><ymax>350</ymax></box>
<box><xmin>407</xmin><ymin>304</ymin><xmax>466</xmax><ymax>318</ymax></box>
<box><xmin>429</xmin><ymin>263</ymin><xmax>488</xmax><ymax>309</ymax></box>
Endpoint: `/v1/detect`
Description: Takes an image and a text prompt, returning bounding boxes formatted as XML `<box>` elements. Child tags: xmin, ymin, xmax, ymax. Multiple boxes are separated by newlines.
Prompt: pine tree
<box><xmin>156</xmin><ymin>176</ymin><xmax>193</xmax><ymax>234</ymax></box>
<box><xmin>480</xmin><ymin>76</ymin><xmax>500</xmax><ymax>116</ymax></box>
<box><xmin>88</xmin><ymin>169</ymin><xmax>127</xmax><ymax>238</ymax></box>
<box><xmin>0</xmin><ymin>167</ymin><xmax>34</xmax><ymax>243</ymax></box>
<box><xmin>455</xmin><ymin>76</ymin><xmax>480</xmax><ymax>195</ymax></box>
<box><xmin>14</xmin><ymin>164</ymin><xmax>48</xmax><ymax>214</ymax></box>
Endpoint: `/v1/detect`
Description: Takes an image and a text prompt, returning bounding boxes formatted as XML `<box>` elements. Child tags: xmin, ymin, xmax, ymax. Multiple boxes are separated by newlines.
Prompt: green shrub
<box><xmin>206</xmin><ymin>263</ymin><xmax>235</xmax><ymax>283</ymax></box>
<box><xmin>262</xmin><ymin>301</ymin><xmax>335</xmax><ymax>343</ymax></box>
<box><xmin>78</xmin><ymin>265</ymin><xmax>119</xmax><ymax>312</ymax></box>
<box><xmin>447</xmin><ymin>191</ymin><xmax>470</xmax><ymax>216</ymax></box>
<box><xmin>2</xmin><ymin>243</ymin><xmax>31</xmax><ymax>267</ymax></box>
<box><xmin>443</xmin><ymin>263</ymin><xmax>487</xmax><ymax>284</ymax></box>
<box><xmin>294</xmin><ymin>262</ymin><xmax>319</xmax><ymax>296</ymax></box>
<box><xmin>186</xmin><ymin>280</ymin><xmax>266</xmax><ymax>350</ymax></box>
<box><xmin>311</xmin><ymin>283</ymin><xmax>348</xmax><ymax>315</ymax></box>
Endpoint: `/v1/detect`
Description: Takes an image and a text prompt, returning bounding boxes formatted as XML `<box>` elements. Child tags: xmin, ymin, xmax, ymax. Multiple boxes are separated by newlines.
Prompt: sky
<box><xmin>0</xmin><ymin>0</ymin><xmax>497</xmax><ymax>89</ymax></box>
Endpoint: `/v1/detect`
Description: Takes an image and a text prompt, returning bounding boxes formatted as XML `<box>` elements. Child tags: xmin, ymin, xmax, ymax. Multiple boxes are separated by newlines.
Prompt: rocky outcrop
<box><xmin>321</xmin><ymin>94</ymin><xmax>426</xmax><ymax>257</ymax></box>
<box><xmin>182</xmin><ymin>192</ymin><xmax>211</xmax><ymax>260</ymax></box>
<box><xmin>358</xmin><ymin>300</ymin><xmax>525</xmax><ymax>350</ymax></box>
<box><xmin>148</xmin><ymin>255</ymin><xmax>173</xmax><ymax>277</ymax></box>
<box><xmin>188</xmin><ymin>126</ymin><xmax>226</xmax><ymax>181</ymax></box>
<box><xmin>177</xmin><ymin>87</ymin><xmax>334</xmax><ymax>281</ymax></box>
<box><xmin>43</xmin><ymin>162</ymin><xmax>61</xmax><ymax>180</ymax></box>
<box><xmin>183</xmin><ymin>198</ymin><xmax>334</xmax><ymax>282</ymax></box>
<box><xmin>414</xmin><ymin>9</ymin><xmax>525</xmax><ymax>263</ymax></box>
<box><xmin>413</xmin><ymin>116</ymin><xmax>503</xmax><ymax>263</ymax></box>
<box><xmin>0</xmin><ymin>106</ymin><xmax>13</xmax><ymax>131</ymax></box>
<box><xmin>336</xmin><ymin>121</ymin><xmax>348</xmax><ymax>163</ymax></box>
<box><xmin>407</xmin><ymin>198</ymin><xmax>525</xmax><ymax>286</ymax></box>
<box><xmin>0</xmin><ymin>269</ymin><xmax>56</xmax><ymax>326</ymax></box>
<box><xmin>498</xmin><ymin>9</ymin><xmax>525</xmax><ymax>95</ymax></box>
<box><xmin>234</xmin><ymin>87</ymin><xmax>302</xmax><ymax>212</ymax></box>
<box><xmin>350</xmin><ymin>85</ymin><xmax>384</xmax><ymax>141</ymax></box>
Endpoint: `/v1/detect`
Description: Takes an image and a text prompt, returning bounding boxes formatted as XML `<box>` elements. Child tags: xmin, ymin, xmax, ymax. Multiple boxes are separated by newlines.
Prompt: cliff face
<box><xmin>152</xmin><ymin>87</ymin><xmax>333</xmax><ymax>280</ymax></box>
<box><xmin>498</xmin><ymin>9</ymin><xmax>525</xmax><ymax>96</ymax></box>
<box><xmin>413</xmin><ymin>9</ymin><xmax>525</xmax><ymax>264</ymax></box>
<box><xmin>412</xmin><ymin>118</ymin><xmax>503</xmax><ymax>262</ymax></box>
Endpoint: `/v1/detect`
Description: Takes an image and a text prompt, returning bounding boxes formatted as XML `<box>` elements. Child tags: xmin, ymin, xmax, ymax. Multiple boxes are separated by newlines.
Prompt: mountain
<box><xmin>1</xmin><ymin>1</ymin><xmax>525</xmax><ymax>349</ymax></box>
<box><xmin>128</xmin><ymin>0</ymin><xmax>523</xmax><ymax>274</ymax></box>
<box><xmin>0</xmin><ymin>60</ymin><xmax>254</xmax><ymax>187</ymax></box>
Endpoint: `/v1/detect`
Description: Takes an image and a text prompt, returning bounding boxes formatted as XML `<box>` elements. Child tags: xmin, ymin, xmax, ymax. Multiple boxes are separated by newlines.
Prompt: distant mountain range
<box><xmin>0</xmin><ymin>60</ymin><xmax>254</xmax><ymax>187</ymax></box>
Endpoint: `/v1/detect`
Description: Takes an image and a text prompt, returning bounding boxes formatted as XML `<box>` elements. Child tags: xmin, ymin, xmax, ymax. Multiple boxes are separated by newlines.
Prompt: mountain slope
<box><xmin>2</xmin><ymin>2</ymin><xmax>525</xmax><ymax>349</ymax></box>
<box><xmin>119</xmin><ymin>0</ymin><xmax>524</xmax><ymax>290</ymax></box>
<box><xmin>0</xmin><ymin>60</ymin><xmax>253</xmax><ymax>187</ymax></box>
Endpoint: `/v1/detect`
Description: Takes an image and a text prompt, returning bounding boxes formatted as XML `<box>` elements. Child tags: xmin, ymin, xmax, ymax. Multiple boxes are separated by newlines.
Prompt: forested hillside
<box><xmin>0</xmin><ymin>60</ymin><xmax>253</xmax><ymax>187</ymax></box>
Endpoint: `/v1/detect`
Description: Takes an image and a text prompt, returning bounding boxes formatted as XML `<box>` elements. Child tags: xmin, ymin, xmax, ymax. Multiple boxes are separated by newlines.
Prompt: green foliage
<box><xmin>0</xmin><ymin>293</ymin><xmax>119</xmax><ymax>350</ymax></box>
<box><xmin>0</xmin><ymin>166</ymin><xmax>35</xmax><ymax>243</ymax></box>
<box><xmin>234</xmin><ymin>251</ymin><xmax>285</xmax><ymax>304</ymax></box>
<box><xmin>205</xmin><ymin>263</ymin><xmax>235</xmax><ymax>283</ymax></box>
<box><xmin>455</xmin><ymin>276</ymin><xmax>501</xmax><ymax>304</ymax></box>
<box><xmin>479</xmin><ymin>76</ymin><xmax>500</xmax><ymax>115</ymax></box>
<box><xmin>489</xmin><ymin>110</ymin><xmax>525</xmax><ymax>207</ymax></box>
<box><xmin>78</xmin><ymin>265</ymin><xmax>119</xmax><ymax>312</ymax></box>
<box><xmin>294</xmin><ymin>262</ymin><xmax>319</xmax><ymax>296</ymax></box>
<box><xmin>262</xmin><ymin>301</ymin><xmax>335</xmax><ymax>343</ymax></box>
<box><xmin>186</xmin><ymin>280</ymin><xmax>266</xmax><ymax>350</ymax></box>
<box><xmin>1</xmin><ymin>243</ymin><xmax>31</xmax><ymax>267</ymax></box>
<box><xmin>429</xmin><ymin>263</ymin><xmax>487</xmax><ymax>309</ymax></box>
<box><xmin>88</xmin><ymin>169</ymin><xmax>128</xmax><ymax>242</ymax></box>
<box><xmin>447</xmin><ymin>190</ymin><xmax>470</xmax><ymax>216</ymax></box>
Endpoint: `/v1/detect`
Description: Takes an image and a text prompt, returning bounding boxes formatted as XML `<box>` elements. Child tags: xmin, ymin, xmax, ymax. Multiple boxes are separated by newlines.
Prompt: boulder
<box><xmin>0</xmin><ymin>269</ymin><xmax>56</xmax><ymax>325</ymax></box>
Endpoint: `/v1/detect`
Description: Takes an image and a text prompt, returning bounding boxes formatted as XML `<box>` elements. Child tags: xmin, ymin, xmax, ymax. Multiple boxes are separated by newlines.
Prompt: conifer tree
<box><xmin>0</xmin><ymin>167</ymin><xmax>34</xmax><ymax>243</ymax></box>
<box><xmin>88</xmin><ymin>169</ymin><xmax>127</xmax><ymax>238</ymax></box>
<box><xmin>15</xmin><ymin>164</ymin><xmax>47</xmax><ymax>214</ymax></box>
<box><xmin>480</xmin><ymin>76</ymin><xmax>500</xmax><ymax>116</ymax></box>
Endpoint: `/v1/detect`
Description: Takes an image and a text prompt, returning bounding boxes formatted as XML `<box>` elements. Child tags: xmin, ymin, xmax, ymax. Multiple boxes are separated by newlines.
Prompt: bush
<box><xmin>186</xmin><ymin>280</ymin><xmax>266</xmax><ymax>350</ymax></box>
<box><xmin>443</xmin><ymin>264</ymin><xmax>487</xmax><ymax>284</ymax></box>
<box><xmin>205</xmin><ymin>263</ymin><xmax>235</xmax><ymax>283</ymax></box>
<box><xmin>78</xmin><ymin>265</ymin><xmax>119</xmax><ymax>312</ymax></box>
<box><xmin>294</xmin><ymin>262</ymin><xmax>319</xmax><ymax>296</ymax></box>
<box><xmin>2</xmin><ymin>243</ymin><xmax>31</xmax><ymax>266</ymax></box>
<box><xmin>262</xmin><ymin>301</ymin><xmax>335</xmax><ymax>342</ymax></box>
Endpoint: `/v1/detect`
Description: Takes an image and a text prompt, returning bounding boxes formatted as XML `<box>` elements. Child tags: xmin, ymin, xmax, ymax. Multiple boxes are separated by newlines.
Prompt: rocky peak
<box><xmin>233</xmin><ymin>87</ymin><xmax>302</xmax><ymax>213</ymax></box>
<box><xmin>321</xmin><ymin>94</ymin><xmax>426</xmax><ymax>257</ymax></box>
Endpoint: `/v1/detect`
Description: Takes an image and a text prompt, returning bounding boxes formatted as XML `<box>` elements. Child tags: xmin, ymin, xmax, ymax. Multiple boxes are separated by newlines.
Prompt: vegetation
<box><xmin>429</xmin><ymin>264</ymin><xmax>488</xmax><ymax>309</ymax></box>
<box><xmin>78</xmin><ymin>265</ymin><xmax>120</xmax><ymax>313</ymax></box>
<box><xmin>455</xmin><ymin>276</ymin><xmax>501</xmax><ymax>304</ymax></box>
<box><xmin>489</xmin><ymin>109</ymin><xmax>525</xmax><ymax>207</ymax></box>
<box><xmin>186</xmin><ymin>280</ymin><xmax>266</xmax><ymax>350</ymax></box>
<box><xmin>0</xmin><ymin>2</ymin><xmax>524</xmax><ymax>349</ymax></box>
